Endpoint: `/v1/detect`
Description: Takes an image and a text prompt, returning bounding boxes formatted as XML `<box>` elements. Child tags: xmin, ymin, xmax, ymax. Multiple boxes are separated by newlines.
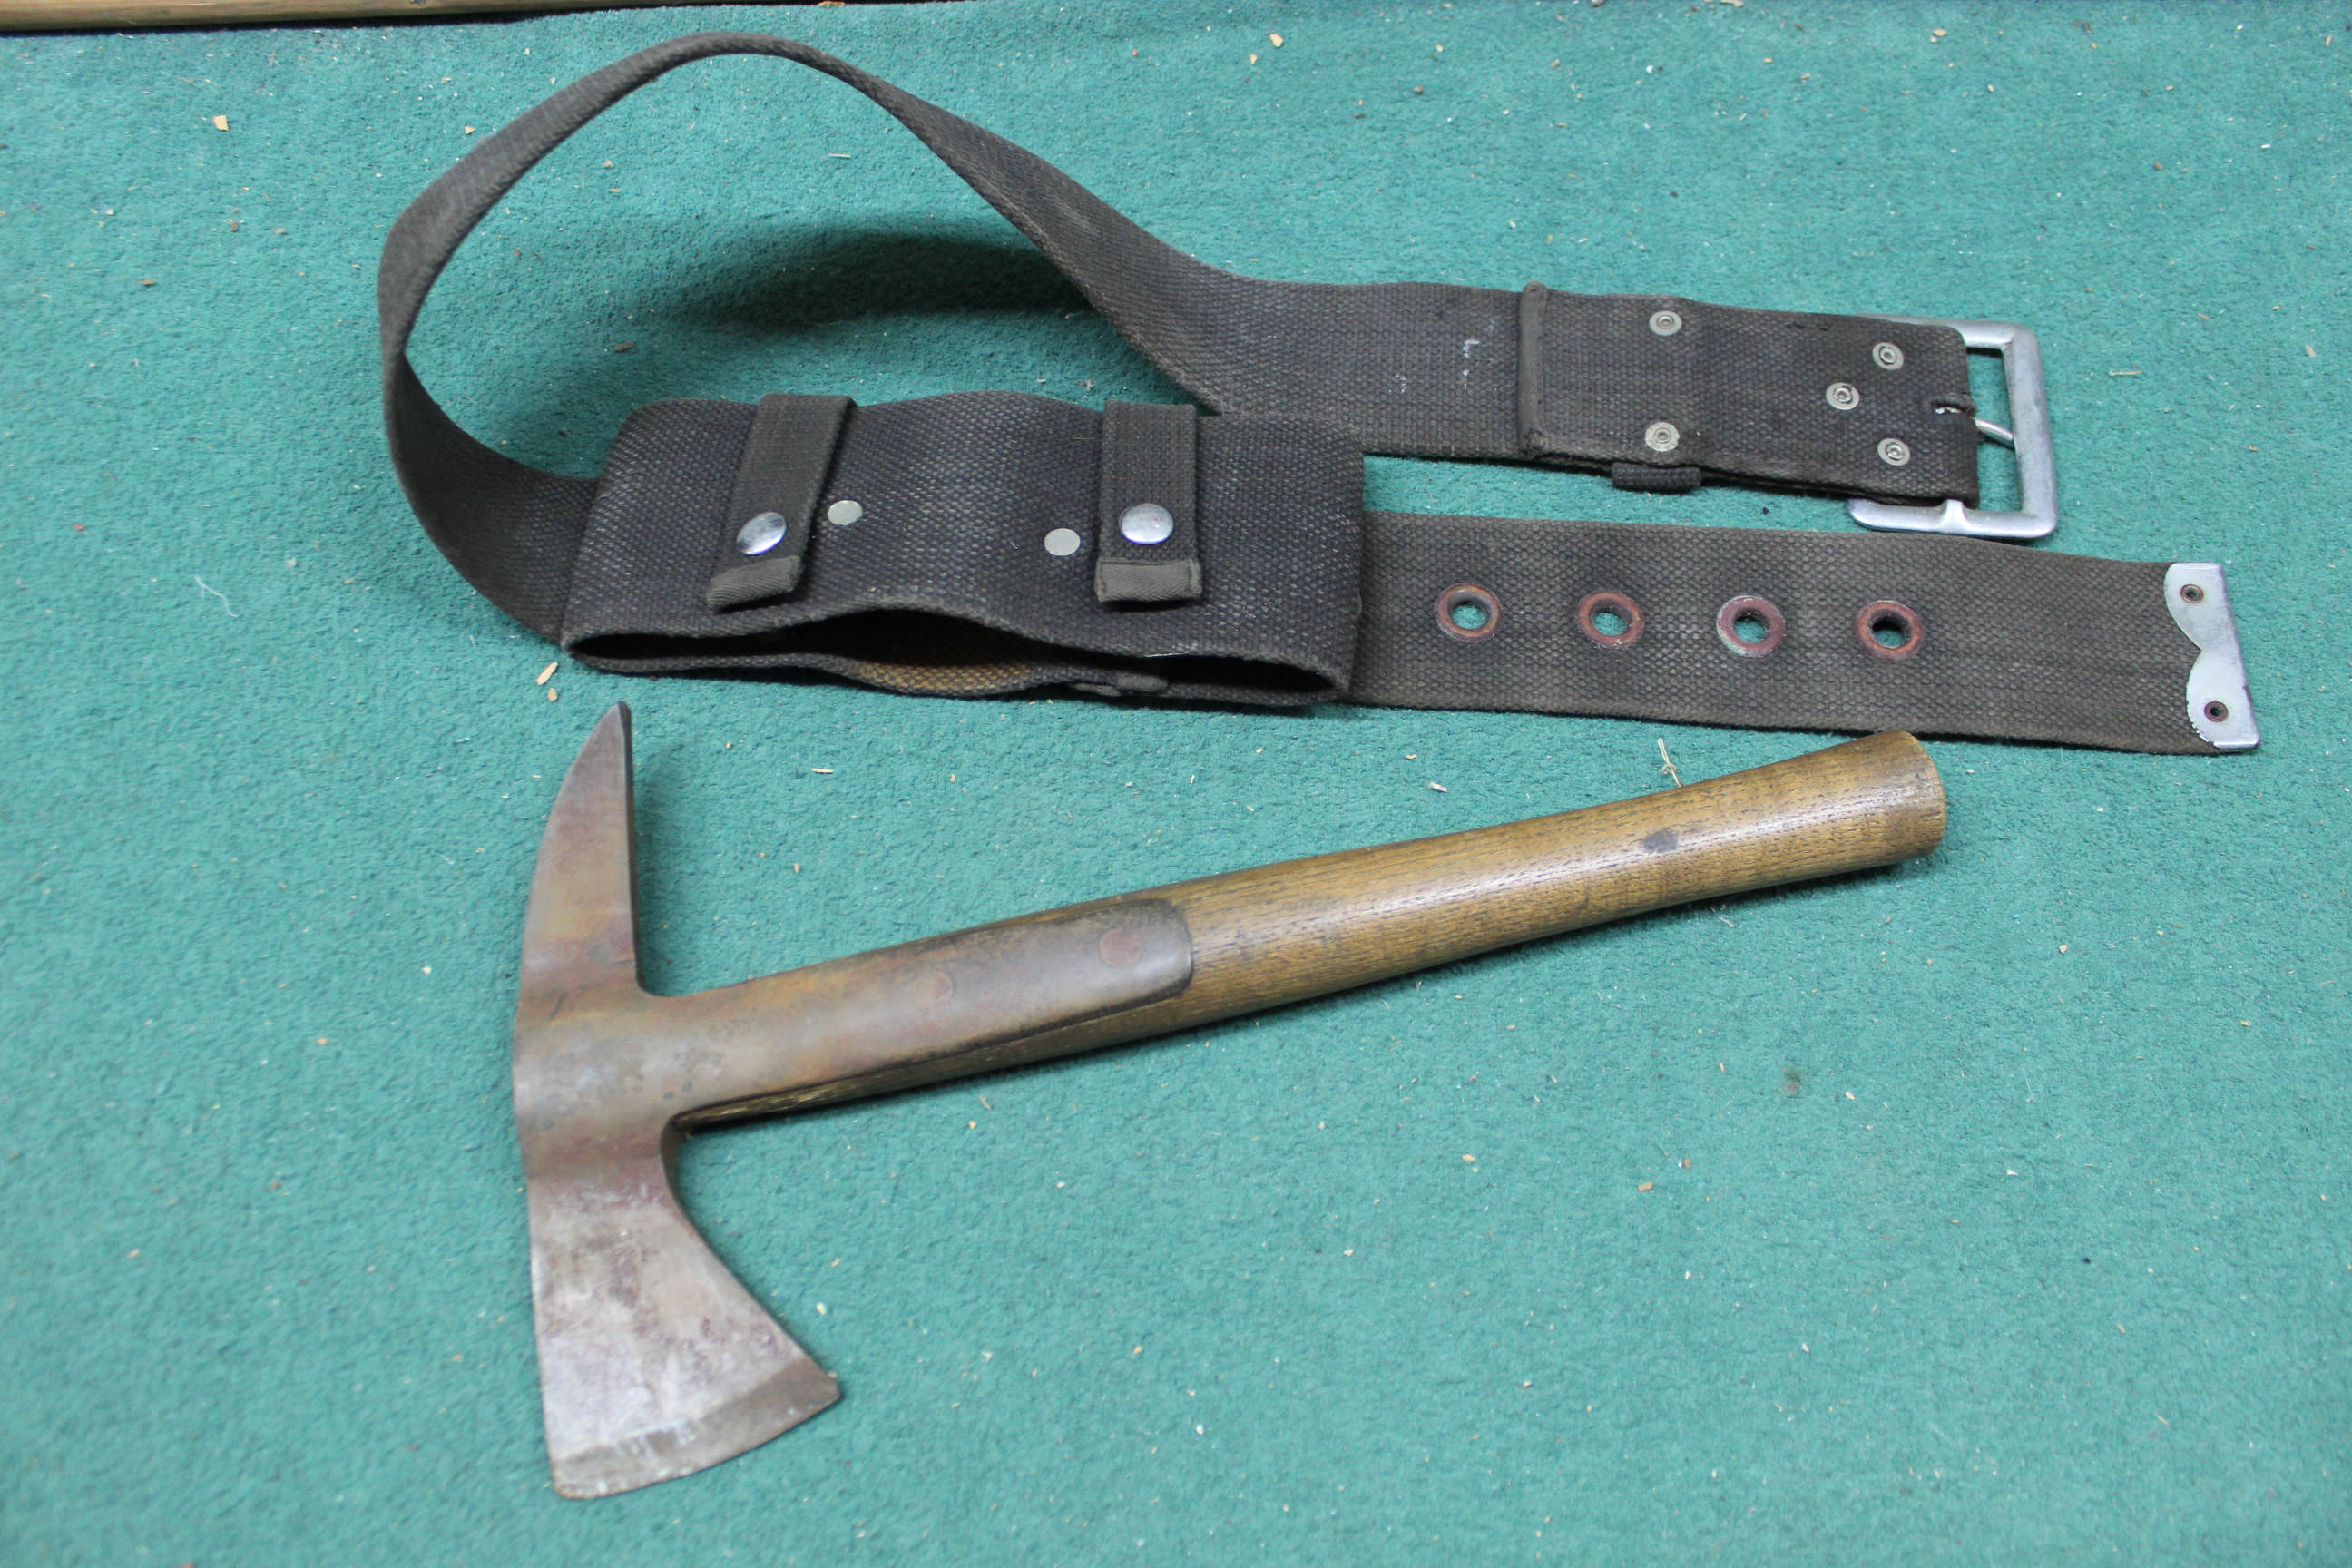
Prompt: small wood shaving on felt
<box><xmin>534</xmin><ymin>662</ymin><xmax>556</xmax><ymax>685</ymax></box>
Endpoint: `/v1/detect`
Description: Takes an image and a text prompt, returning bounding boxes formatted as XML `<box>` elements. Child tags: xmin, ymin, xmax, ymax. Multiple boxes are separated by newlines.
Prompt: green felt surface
<box><xmin>4</xmin><ymin>1</ymin><xmax>2348</xmax><ymax>1561</ymax></box>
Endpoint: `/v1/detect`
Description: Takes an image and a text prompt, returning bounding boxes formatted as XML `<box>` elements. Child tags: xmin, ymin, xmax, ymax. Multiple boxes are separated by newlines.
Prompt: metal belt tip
<box><xmin>2163</xmin><ymin>564</ymin><xmax>2259</xmax><ymax>751</ymax></box>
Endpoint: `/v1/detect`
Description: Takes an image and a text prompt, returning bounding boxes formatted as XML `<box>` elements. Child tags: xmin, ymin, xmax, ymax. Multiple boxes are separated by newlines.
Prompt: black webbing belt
<box><xmin>380</xmin><ymin>33</ymin><xmax>2254</xmax><ymax>755</ymax></box>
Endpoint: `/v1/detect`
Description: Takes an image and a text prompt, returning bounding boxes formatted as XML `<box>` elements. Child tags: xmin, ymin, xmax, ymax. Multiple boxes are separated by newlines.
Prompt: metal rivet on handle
<box><xmin>1876</xmin><ymin>437</ymin><xmax>1912</xmax><ymax>467</ymax></box>
<box><xmin>735</xmin><ymin>512</ymin><xmax>788</xmax><ymax>556</ymax></box>
<box><xmin>1825</xmin><ymin>382</ymin><xmax>1860</xmax><ymax>411</ymax></box>
<box><xmin>1119</xmin><ymin>502</ymin><xmax>1175</xmax><ymax>544</ymax></box>
<box><xmin>826</xmin><ymin>500</ymin><xmax>863</xmax><ymax>526</ymax></box>
<box><xmin>1043</xmin><ymin>527</ymin><xmax>1083</xmax><ymax>557</ymax></box>
<box><xmin>1871</xmin><ymin>341</ymin><xmax>1906</xmax><ymax>370</ymax></box>
<box><xmin>1643</xmin><ymin>421</ymin><xmax>1681</xmax><ymax>454</ymax></box>
<box><xmin>1648</xmin><ymin>309</ymin><xmax>1683</xmax><ymax>337</ymax></box>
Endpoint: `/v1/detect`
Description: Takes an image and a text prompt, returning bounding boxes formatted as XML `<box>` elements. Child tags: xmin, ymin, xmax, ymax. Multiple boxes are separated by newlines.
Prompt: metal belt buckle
<box><xmin>1847</xmin><ymin>317</ymin><xmax>2056</xmax><ymax>543</ymax></box>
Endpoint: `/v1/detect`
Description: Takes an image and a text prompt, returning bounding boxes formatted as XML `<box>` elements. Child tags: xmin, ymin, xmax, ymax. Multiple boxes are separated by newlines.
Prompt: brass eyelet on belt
<box><xmin>1436</xmin><ymin>583</ymin><xmax>1504</xmax><ymax>642</ymax></box>
<box><xmin>1715</xmin><ymin>595</ymin><xmax>1785</xmax><ymax>657</ymax></box>
<box><xmin>1576</xmin><ymin>590</ymin><xmax>1645</xmax><ymax>649</ymax></box>
<box><xmin>1856</xmin><ymin>599</ymin><xmax>1925</xmax><ymax>661</ymax></box>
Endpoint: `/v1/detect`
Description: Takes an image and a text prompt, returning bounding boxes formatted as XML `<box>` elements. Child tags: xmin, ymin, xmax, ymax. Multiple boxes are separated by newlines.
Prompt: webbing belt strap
<box><xmin>379</xmin><ymin>32</ymin><xmax>2256</xmax><ymax>755</ymax></box>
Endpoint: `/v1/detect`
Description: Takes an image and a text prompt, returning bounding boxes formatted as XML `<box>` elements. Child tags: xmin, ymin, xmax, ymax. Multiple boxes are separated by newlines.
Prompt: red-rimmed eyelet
<box><xmin>1436</xmin><ymin>583</ymin><xmax>1504</xmax><ymax>642</ymax></box>
<box><xmin>1856</xmin><ymin>599</ymin><xmax>1925</xmax><ymax>661</ymax></box>
<box><xmin>1715</xmin><ymin>595</ymin><xmax>1786</xmax><ymax>657</ymax></box>
<box><xmin>1576</xmin><ymin>590</ymin><xmax>1645</xmax><ymax>649</ymax></box>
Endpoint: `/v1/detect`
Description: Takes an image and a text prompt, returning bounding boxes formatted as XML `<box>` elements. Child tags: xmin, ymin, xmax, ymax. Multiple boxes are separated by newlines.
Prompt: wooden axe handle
<box><xmin>1107</xmin><ymin>729</ymin><xmax>1940</xmax><ymax>1024</ymax></box>
<box><xmin>705</xmin><ymin>731</ymin><xmax>1944</xmax><ymax>1118</ymax></box>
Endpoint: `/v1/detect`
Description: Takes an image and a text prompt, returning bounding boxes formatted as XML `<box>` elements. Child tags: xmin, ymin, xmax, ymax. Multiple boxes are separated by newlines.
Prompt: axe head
<box><xmin>512</xmin><ymin>705</ymin><xmax>838</xmax><ymax>1499</ymax></box>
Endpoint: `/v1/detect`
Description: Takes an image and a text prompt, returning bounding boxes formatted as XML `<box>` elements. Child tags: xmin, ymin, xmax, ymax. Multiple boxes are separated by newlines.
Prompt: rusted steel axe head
<box><xmin>514</xmin><ymin>704</ymin><xmax>1945</xmax><ymax>1497</ymax></box>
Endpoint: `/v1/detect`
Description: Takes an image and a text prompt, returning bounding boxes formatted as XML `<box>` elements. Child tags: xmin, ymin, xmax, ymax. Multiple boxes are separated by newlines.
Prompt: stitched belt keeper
<box><xmin>704</xmin><ymin>393</ymin><xmax>850</xmax><ymax>611</ymax></box>
<box><xmin>1094</xmin><ymin>401</ymin><xmax>1205</xmax><ymax>605</ymax></box>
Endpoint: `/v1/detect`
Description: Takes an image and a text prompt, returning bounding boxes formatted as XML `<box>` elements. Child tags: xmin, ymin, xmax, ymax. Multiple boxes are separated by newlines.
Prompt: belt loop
<box><xmin>704</xmin><ymin>393</ymin><xmax>852</xmax><ymax>611</ymax></box>
<box><xmin>1516</xmin><ymin>280</ymin><xmax>1560</xmax><ymax>461</ymax></box>
<box><xmin>1094</xmin><ymin>400</ymin><xmax>1203</xmax><ymax>603</ymax></box>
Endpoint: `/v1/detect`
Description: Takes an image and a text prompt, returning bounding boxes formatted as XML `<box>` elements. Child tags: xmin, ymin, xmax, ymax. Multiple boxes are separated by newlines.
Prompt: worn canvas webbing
<box><xmin>380</xmin><ymin>33</ymin><xmax>2248</xmax><ymax>756</ymax></box>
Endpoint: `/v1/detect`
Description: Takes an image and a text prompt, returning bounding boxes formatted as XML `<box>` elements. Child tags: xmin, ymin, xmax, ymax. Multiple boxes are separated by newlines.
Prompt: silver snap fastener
<box><xmin>1043</xmin><ymin>527</ymin><xmax>1083</xmax><ymax>557</ymax></box>
<box><xmin>1118</xmin><ymin>502</ymin><xmax>1175</xmax><ymax>544</ymax></box>
<box><xmin>734</xmin><ymin>511</ymin><xmax>789</xmax><ymax>555</ymax></box>
<box><xmin>1648</xmin><ymin>309</ymin><xmax>1683</xmax><ymax>337</ymax></box>
<box><xmin>1877</xmin><ymin>436</ymin><xmax>1913</xmax><ymax>466</ymax></box>
<box><xmin>826</xmin><ymin>499</ymin><xmax>863</xmax><ymax>526</ymax></box>
<box><xmin>1643</xmin><ymin>421</ymin><xmax>1681</xmax><ymax>454</ymax></box>
<box><xmin>1871</xmin><ymin>341</ymin><xmax>1905</xmax><ymax>371</ymax></box>
<box><xmin>1825</xmin><ymin>382</ymin><xmax>1860</xmax><ymax>411</ymax></box>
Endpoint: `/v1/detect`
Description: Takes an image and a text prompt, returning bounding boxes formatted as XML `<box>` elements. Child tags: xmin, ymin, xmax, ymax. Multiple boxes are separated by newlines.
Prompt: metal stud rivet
<box><xmin>1043</xmin><ymin>527</ymin><xmax>1083</xmax><ymax>557</ymax></box>
<box><xmin>826</xmin><ymin>499</ymin><xmax>863</xmax><ymax>526</ymax></box>
<box><xmin>1649</xmin><ymin>309</ymin><xmax>1683</xmax><ymax>337</ymax></box>
<box><xmin>1643</xmin><ymin>421</ymin><xmax>1681</xmax><ymax>454</ymax></box>
<box><xmin>1825</xmin><ymin>382</ymin><xmax>1860</xmax><ymax>412</ymax></box>
<box><xmin>1119</xmin><ymin>502</ymin><xmax>1175</xmax><ymax>545</ymax></box>
<box><xmin>735</xmin><ymin>511</ymin><xmax>788</xmax><ymax>556</ymax></box>
<box><xmin>1876</xmin><ymin>436</ymin><xmax>1912</xmax><ymax>467</ymax></box>
<box><xmin>1871</xmin><ymin>341</ymin><xmax>1906</xmax><ymax>370</ymax></box>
